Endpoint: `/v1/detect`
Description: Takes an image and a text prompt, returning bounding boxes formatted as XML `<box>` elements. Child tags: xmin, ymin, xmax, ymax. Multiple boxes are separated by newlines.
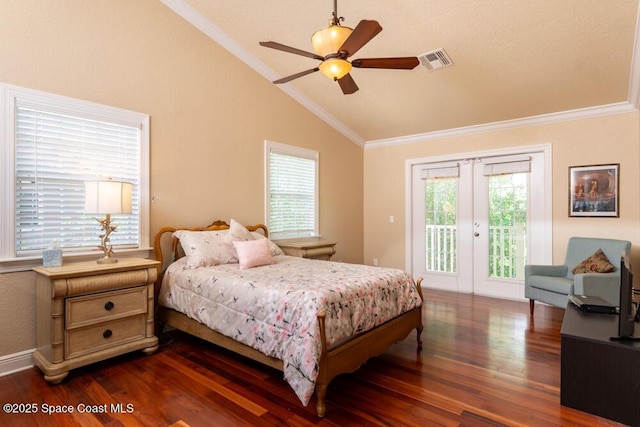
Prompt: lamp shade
<box><xmin>84</xmin><ymin>180</ymin><xmax>133</xmax><ymax>214</ymax></box>
<box><xmin>318</xmin><ymin>58</ymin><xmax>352</xmax><ymax>80</ymax></box>
<box><xmin>311</xmin><ymin>24</ymin><xmax>352</xmax><ymax>57</ymax></box>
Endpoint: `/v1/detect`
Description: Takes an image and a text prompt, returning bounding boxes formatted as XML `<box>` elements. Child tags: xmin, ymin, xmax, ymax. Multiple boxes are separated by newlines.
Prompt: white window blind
<box><xmin>0</xmin><ymin>83</ymin><xmax>149</xmax><ymax>268</ymax></box>
<box><xmin>266</xmin><ymin>141</ymin><xmax>318</xmax><ymax>239</ymax></box>
<box><xmin>14</xmin><ymin>106</ymin><xmax>140</xmax><ymax>254</ymax></box>
<box><xmin>419</xmin><ymin>161</ymin><xmax>460</xmax><ymax>180</ymax></box>
<box><xmin>483</xmin><ymin>156</ymin><xmax>531</xmax><ymax>176</ymax></box>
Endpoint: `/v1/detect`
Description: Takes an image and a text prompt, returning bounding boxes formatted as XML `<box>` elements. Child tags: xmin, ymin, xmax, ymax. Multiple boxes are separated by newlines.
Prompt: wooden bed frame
<box><xmin>153</xmin><ymin>220</ymin><xmax>424</xmax><ymax>417</ymax></box>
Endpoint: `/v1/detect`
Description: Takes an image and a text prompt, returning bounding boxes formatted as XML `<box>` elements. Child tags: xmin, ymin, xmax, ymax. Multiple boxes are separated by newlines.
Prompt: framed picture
<box><xmin>569</xmin><ymin>164</ymin><xmax>619</xmax><ymax>217</ymax></box>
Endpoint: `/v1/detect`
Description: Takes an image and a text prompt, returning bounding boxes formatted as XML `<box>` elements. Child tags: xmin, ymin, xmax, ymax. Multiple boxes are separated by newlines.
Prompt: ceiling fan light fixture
<box><xmin>311</xmin><ymin>24</ymin><xmax>352</xmax><ymax>57</ymax></box>
<box><xmin>318</xmin><ymin>57</ymin><xmax>352</xmax><ymax>80</ymax></box>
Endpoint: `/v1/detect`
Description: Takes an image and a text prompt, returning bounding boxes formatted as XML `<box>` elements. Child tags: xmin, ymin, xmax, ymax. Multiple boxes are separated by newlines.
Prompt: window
<box><xmin>0</xmin><ymin>83</ymin><xmax>150</xmax><ymax>271</ymax></box>
<box><xmin>265</xmin><ymin>141</ymin><xmax>318</xmax><ymax>239</ymax></box>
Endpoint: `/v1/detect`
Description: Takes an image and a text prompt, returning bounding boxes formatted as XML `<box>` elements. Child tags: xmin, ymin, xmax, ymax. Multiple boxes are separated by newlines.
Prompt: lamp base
<box><xmin>94</xmin><ymin>213</ymin><xmax>118</xmax><ymax>264</ymax></box>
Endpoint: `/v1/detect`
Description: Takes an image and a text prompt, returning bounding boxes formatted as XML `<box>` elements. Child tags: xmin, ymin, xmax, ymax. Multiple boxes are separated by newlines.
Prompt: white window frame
<box><xmin>264</xmin><ymin>140</ymin><xmax>319</xmax><ymax>240</ymax></box>
<box><xmin>0</xmin><ymin>83</ymin><xmax>151</xmax><ymax>272</ymax></box>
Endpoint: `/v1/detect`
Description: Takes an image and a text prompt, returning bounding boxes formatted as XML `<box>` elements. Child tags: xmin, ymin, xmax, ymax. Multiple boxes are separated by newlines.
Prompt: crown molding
<box><xmin>365</xmin><ymin>102</ymin><xmax>637</xmax><ymax>149</ymax></box>
<box><xmin>162</xmin><ymin>0</ymin><xmax>640</xmax><ymax>151</ymax></box>
<box><xmin>159</xmin><ymin>0</ymin><xmax>365</xmax><ymax>147</ymax></box>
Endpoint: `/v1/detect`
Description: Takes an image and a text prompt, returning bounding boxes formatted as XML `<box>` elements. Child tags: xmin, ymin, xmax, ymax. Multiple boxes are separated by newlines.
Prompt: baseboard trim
<box><xmin>0</xmin><ymin>348</ymin><xmax>34</xmax><ymax>377</ymax></box>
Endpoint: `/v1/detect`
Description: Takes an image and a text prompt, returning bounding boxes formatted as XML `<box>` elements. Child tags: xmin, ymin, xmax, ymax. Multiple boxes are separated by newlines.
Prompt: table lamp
<box><xmin>84</xmin><ymin>179</ymin><xmax>132</xmax><ymax>264</ymax></box>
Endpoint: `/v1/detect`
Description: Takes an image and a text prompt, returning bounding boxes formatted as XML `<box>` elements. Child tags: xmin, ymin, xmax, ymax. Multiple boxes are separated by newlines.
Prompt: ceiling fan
<box><xmin>259</xmin><ymin>0</ymin><xmax>419</xmax><ymax>95</ymax></box>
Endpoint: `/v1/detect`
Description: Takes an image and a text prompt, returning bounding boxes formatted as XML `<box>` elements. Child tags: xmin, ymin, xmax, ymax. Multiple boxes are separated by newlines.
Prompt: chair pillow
<box><xmin>572</xmin><ymin>249</ymin><xmax>615</xmax><ymax>274</ymax></box>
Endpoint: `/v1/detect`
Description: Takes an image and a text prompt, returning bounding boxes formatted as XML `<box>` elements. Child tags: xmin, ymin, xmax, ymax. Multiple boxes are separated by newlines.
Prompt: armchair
<box><xmin>525</xmin><ymin>237</ymin><xmax>631</xmax><ymax>315</ymax></box>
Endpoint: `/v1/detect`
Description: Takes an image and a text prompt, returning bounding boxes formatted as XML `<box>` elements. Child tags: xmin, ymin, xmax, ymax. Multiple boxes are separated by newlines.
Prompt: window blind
<box><xmin>267</xmin><ymin>143</ymin><xmax>318</xmax><ymax>238</ymax></box>
<box><xmin>483</xmin><ymin>156</ymin><xmax>531</xmax><ymax>176</ymax></box>
<box><xmin>14</xmin><ymin>105</ymin><xmax>140</xmax><ymax>255</ymax></box>
<box><xmin>419</xmin><ymin>162</ymin><xmax>460</xmax><ymax>180</ymax></box>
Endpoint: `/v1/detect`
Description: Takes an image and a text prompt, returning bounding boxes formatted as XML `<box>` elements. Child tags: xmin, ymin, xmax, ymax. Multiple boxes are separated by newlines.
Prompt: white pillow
<box><xmin>251</xmin><ymin>232</ymin><xmax>285</xmax><ymax>256</ymax></box>
<box><xmin>233</xmin><ymin>239</ymin><xmax>274</xmax><ymax>269</ymax></box>
<box><xmin>173</xmin><ymin>230</ymin><xmax>236</xmax><ymax>267</ymax></box>
<box><xmin>225</xmin><ymin>218</ymin><xmax>285</xmax><ymax>258</ymax></box>
<box><xmin>226</xmin><ymin>218</ymin><xmax>255</xmax><ymax>242</ymax></box>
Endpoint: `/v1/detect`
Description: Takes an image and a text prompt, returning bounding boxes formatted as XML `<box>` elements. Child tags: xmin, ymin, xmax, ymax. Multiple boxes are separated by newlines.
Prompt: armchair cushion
<box><xmin>573</xmin><ymin>273</ymin><xmax>620</xmax><ymax>306</ymax></box>
<box><xmin>527</xmin><ymin>275</ymin><xmax>574</xmax><ymax>295</ymax></box>
<box><xmin>571</xmin><ymin>249</ymin><xmax>614</xmax><ymax>274</ymax></box>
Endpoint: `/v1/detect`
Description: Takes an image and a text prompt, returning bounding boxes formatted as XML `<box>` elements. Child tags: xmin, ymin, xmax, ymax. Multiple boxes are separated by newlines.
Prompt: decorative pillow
<box><xmin>251</xmin><ymin>232</ymin><xmax>285</xmax><ymax>256</ymax></box>
<box><xmin>226</xmin><ymin>218</ymin><xmax>255</xmax><ymax>242</ymax></box>
<box><xmin>233</xmin><ymin>239</ymin><xmax>274</xmax><ymax>269</ymax></box>
<box><xmin>173</xmin><ymin>230</ymin><xmax>236</xmax><ymax>267</ymax></box>
<box><xmin>572</xmin><ymin>249</ymin><xmax>615</xmax><ymax>274</ymax></box>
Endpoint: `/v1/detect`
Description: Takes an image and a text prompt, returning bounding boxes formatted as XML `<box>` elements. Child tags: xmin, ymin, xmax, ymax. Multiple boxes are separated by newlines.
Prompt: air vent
<box><xmin>418</xmin><ymin>48</ymin><xmax>453</xmax><ymax>71</ymax></box>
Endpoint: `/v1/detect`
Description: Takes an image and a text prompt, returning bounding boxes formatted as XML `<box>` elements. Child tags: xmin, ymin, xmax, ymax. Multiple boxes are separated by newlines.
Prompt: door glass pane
<box><xmin>425</xmin><ymin>178</ymin><xmax>457</xmax><ymax>273</ymax></box>
<box><xmin>488</xmin><ymin>173</ymin><xmax>527</xmax><ymax>279</ymax></box>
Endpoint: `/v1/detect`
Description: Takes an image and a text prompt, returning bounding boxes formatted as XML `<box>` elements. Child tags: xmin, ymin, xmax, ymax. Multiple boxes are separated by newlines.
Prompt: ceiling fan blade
<box><xmin>259</xmin><ymin>41</ymin><xmax>324</xmax><ymax>61</ymax></box>
<box><xmin>337</xmin><ymin>73</ymin><xmax>359</xmax><ymax>95</ymax></box>
<box><xmin>339</xmin><ymin>20</ymin><xmax>383</xmax><ymax>58</ymax></box>
<box><xmin>273</xmin><ymin>67</ymin><xmax>320</xmax><ymax>84</ymax></box>
<box><xmin>351</xmin><ymin>57</ymin><xmax>419</xmax><ymax>70</ymax></box>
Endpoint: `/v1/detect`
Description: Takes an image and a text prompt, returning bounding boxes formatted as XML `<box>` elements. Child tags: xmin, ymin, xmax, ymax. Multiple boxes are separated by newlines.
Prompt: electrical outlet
<box><xmin>373</xmin><ymin>258</ymin><xmax>378</xmax><ymax>266</ymax></box>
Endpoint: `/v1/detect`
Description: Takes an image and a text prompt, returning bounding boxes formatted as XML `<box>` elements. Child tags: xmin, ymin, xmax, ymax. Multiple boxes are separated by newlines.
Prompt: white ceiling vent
<box><xmin>418</xmin><ymin>48</ymin><xmax>453</xmax><ymax>71</ymax></box>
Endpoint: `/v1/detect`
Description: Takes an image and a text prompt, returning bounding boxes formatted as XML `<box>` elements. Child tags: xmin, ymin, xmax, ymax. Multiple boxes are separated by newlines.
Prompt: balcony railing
<box><xmin>426</xmin><ymin>224</ymin><xmax>526</xmax><ymax>279</ymax></box>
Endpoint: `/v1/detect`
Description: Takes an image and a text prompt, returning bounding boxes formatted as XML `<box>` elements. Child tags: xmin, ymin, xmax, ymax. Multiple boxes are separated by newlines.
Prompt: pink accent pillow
<box><xmin>233</xmin><ymin>239</ymin><xmax>274</xmax><ymax>269</ymax></box>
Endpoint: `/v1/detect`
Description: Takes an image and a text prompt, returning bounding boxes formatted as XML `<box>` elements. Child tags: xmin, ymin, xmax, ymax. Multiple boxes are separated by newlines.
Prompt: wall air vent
<box><xmin>418</xmin><ymin>48</ymin><xmax>453</xmax><ymax>71</ymax></box>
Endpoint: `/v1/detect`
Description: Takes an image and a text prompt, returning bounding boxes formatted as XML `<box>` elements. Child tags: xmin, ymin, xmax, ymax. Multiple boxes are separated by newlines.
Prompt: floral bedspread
<box><xmin>158</xmin><ymin>255</ymin><xmax>422</xmax><ymax>406</ymax></box>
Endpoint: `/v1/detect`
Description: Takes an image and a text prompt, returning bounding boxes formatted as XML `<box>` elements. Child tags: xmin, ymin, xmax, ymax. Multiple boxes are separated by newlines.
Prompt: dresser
<box><xmin>33</xmin><ymin>258</ymin><xmax>160</xmax><ymax>383</ymax></box>
<box><xmin>561</xmin><ymin>303</ymin><xmax>640</xmax><ymax>426</ymax></box>
<box><xmin>275</xmin><ymin>238</ymin><xmax>337</xmax><ymax>260</ymax></box>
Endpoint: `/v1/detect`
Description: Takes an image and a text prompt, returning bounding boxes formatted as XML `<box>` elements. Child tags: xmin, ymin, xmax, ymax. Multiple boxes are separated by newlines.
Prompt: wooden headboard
<box><xmin>153</xmin><ymin>220</ymin><xmax>268</xmax><ymax>274</ymax></box>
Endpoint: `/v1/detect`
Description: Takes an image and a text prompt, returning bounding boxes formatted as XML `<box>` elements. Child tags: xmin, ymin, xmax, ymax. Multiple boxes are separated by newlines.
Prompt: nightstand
<box><xmin>33</xmin><ymin>258</ymin><xmax>160</xmax><ymax>383</ymax></box>
<box><xmin>276</xmin><ymin>238</ymin><xmax>337</xmax><ymax>261</ymax></box>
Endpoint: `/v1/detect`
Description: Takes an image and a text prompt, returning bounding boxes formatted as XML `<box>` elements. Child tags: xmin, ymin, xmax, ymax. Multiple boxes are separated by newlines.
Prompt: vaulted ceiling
<box><xmin>162</xmin><ymin>0</ymin><xmax>640</xmax><ymax>146</ymax></box>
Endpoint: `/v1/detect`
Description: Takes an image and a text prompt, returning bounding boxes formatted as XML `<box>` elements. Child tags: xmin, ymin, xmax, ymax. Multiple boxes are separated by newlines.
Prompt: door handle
<box><xmin>474</xmin><ymin>232</ymin><xmax>480</xmax><ymax>237</ymax></box>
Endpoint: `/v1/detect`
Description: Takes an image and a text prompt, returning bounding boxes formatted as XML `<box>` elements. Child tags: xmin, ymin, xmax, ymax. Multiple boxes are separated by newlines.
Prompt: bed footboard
<box><xmin>314</xmin><ymin>277</ymin><xmax>424</xmax><ymax>417</ymax></box>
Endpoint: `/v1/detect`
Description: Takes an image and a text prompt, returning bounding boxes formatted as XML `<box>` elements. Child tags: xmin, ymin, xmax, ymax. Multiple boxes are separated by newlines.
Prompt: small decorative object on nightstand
<box><xmin>32</xmin><ymin>258</ymin><xmax>160</xmax><ymax>384</ymax></box>
<box><xmin>276</xmin><ymin>238</ymin><xmax>337</xmax><ymax>261</ymax></box>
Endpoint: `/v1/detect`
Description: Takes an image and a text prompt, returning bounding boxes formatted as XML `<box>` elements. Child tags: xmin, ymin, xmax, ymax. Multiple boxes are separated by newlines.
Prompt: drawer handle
<box><xmin>103</xmin><ymin>329</ymin><xmax>113</xmax><ymax>339</ymax></box>
<box><xmin>104</xmin><ymin>301</ymin><xmax>115</xmax><ymax>311</ymax></box>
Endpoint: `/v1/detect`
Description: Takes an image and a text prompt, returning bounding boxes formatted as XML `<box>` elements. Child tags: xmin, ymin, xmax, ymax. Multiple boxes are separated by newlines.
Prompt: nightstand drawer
<box><xmin>66</xmin><ymin>286</ymin><xmax>147</xmax><ymax>330</ymax></box>
<box><xmin>65</xmin><ymin>315</ymin><xmax>146</xmax><ymax>359</ymax></box>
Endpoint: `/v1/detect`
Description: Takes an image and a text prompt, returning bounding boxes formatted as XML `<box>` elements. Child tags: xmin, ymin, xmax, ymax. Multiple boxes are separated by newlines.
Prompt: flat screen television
<box><xmin>612</xmin><ymin>255</ymin><xmax>637</xmax><ymax>340</ymax></box>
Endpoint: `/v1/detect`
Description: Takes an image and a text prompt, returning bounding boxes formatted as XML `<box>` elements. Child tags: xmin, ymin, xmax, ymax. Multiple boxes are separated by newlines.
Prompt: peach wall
<box><xmin>0</xmin><ymin>0</ymin><xmax>363</xmax><ymax>357</ymax></box>
<box><xmin>364</xmin><ymin>112</ymin><xmax>640</xmax><ymax>272</ymax></box>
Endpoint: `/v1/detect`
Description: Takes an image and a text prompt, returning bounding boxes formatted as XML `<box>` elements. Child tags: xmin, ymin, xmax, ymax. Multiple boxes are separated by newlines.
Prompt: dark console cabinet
<box><xmin>561</xmin><ymin>304</ymin><xmax>640</xmax><ymax>426</ymax></box>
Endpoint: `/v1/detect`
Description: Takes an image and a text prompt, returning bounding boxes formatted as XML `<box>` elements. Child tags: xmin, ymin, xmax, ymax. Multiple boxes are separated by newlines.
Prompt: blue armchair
<box><xmin>525</xmin><ymin>237</ymin><xmax>631</xmax><ymax>315</ymax></box>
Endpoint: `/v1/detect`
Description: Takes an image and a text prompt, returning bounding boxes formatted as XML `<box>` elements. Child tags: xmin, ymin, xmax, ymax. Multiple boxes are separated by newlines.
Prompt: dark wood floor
<box><xmin>0</xmin><ymin>289</ymin><xmax>625</xmax><ymax>426</ymax></box>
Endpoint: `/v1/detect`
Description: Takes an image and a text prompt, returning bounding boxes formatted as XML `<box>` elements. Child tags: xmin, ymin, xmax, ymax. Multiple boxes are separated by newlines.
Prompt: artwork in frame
<box><xmin>569</xmin><ymin>164</ymin><xmax>619</xmax><ymax>217</ymax></box>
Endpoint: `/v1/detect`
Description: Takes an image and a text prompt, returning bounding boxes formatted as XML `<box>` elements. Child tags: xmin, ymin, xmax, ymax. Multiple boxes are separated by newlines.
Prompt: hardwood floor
<box><xmin>0</xmin><ymin>289</ymin><xmax>625</xmax><ymax>426</ymax></box>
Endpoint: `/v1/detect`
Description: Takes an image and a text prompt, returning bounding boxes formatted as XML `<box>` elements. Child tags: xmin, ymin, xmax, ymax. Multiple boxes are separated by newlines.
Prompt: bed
<box><xmin>153</xmin><ymin>219</ymin><xmax>423</xmax><ymax>417</ymax></box>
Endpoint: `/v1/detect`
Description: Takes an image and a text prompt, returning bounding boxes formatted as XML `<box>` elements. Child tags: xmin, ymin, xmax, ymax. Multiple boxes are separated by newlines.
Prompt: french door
<box><xmin>408</xmin><ymin>147</ymin><xmax>550</xmax><ymax>300</ymax></box>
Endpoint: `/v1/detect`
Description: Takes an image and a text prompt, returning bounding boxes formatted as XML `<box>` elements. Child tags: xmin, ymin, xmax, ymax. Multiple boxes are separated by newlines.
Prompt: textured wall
<box><xmin>0</xmin><ymin>0</ymin><xmax>363</xmax><ymax>357</ymax></box>
<box><xmin>0</xmin><ymin>272</ymin><xmax>36</xmax><ymax>353</ymax></box>
<box><xmin>364</xmin><ymin>112</ymin><xmax>640</xmax><ymax>272</ymax></box>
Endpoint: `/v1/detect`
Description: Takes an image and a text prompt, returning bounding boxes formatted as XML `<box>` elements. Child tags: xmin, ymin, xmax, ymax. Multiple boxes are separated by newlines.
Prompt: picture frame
<box><xmin>569</xmin><ymin>164</ymin><xmax>619</xmax><ymax>217</ymax></box>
